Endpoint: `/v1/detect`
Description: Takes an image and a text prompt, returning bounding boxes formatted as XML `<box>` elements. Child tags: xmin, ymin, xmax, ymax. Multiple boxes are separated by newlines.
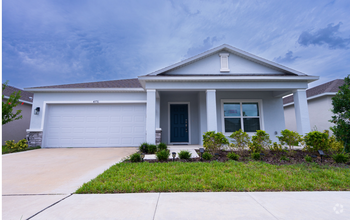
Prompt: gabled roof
<box><xmin>2</xmin><ymin>85</ymin><xmax>34</xmax><ymax>103</ymax></box>
<box><xmin>283</xmin><ymin>79</ymin><xmax>345</xmax><ymax>105</ymax></box>
<box><xmin>146</xmin><ymin>44</ymin><xmax>307</xmax><ymax>76</ymax></box>
<box><xmin>26</xmin><ymin>78</ymin><xmax>142</xmax><ymax>89</ymax></box>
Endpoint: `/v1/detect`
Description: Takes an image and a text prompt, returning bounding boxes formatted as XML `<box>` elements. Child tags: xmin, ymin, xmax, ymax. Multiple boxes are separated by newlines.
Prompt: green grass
<box><xmin>76</xmin><ymin>161</ymin><xmax>350</xmax><ymax>193</ymax></box>
<box><xmin>2</xmin><ymin>145</ymin><xmax>41</xmax><ymax>154</ymax></box>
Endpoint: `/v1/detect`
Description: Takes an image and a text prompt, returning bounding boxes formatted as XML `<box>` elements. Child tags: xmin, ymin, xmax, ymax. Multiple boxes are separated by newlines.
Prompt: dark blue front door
<box><xmin>170</xmin><ymin>104</ymin><xmax>189</xmax><ymax>143</ymax></box>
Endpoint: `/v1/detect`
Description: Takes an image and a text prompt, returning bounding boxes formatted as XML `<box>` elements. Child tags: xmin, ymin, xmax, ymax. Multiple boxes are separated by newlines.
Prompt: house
<box><xmin>2</xmin><ymin>85</ymin><xmax>33</xmax><ymax>145</ymax></box>
<box><xmin>283</xmin><ymin>79</ymin><xmax>344</xmax><ymax>134</ymax></box>
<box><xmin>25</xmin><ymin>44</ymin><xmax>318</xmax><ymax>148</ymax></box>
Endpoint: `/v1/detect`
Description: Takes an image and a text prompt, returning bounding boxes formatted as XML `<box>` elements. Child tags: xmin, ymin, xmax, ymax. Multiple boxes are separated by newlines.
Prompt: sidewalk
<box><xmin>7</xmin><ymin>191</ymin><xmax>349</xmax><ymax>220</ymax></box>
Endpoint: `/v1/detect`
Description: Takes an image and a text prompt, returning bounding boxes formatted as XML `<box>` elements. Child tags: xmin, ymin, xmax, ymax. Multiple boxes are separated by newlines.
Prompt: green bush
<box><xmin>5</xmin><ymin>139</ymin><xmax>28</xmax><ymax>152</ymax></box>
<box><xmin>203</xmin><ymin>131</ymin><xmax>229</xmax><ymax>154</ymax></box>
<box><xmin>148</xmin><ymin>144</ymin><xmax>157</xmax><ymax>154</ymax></box>
<box><xmin>250</xmin><ymin>130</ymin><xmax>271</xmax><ymax>153</ymax></box>
<box><xmin>130</xmin><ymin>153</ymin><xmax>141</xmax><ymax>162</ymax></box>
<box><xmin>280</xmin><ymin>155</ymin><xmax>290</xmax><ymax>161</ymax></box>
<box><xmin>304</xmin><ymin>131</ymin><xmax>329</xmax><ymax>152</ymax></box>
<box><xmin>270</xmin><ymin>142</ymin><xmax>283</xmax><ymax>152</ymax></box>
<box><xmin>229</xmin><ymin>129</ymin><xmax>250</xmax><ymax>153</ymax></box>
<box><xmin>156</xmin><ymin>150</ymin><xmax>170</xmax><ymax>161</ymax></box>
<box><xmin>304</xmin><ymin>155</ymin><xmax>312</xmax><ymax>162</ymax></box>
<box><xmin>277</xmin><ymin>129</ymin><xmax>302</xmax><ymax>150</ymax></box>
<box><xmin>332</xmin><ymin>153</ymin><xmax>349</xmax><ymax>163</ymax></box>
<box><xmin>329</xmin><ymin>135</ymin><xmax>344</xmax><ymax>153</ymax></box>
<box><xmin>227</xmin><ymin>152</ymin><xmax>239</xmax><ymax>161</ymax></box>
<box><xmin>178</xmin><ymin>150</ymin><xmax>192</xmax><ymax>160</ymax></box>
<box><xmin>157</xmin><ymin>142</ymin><xmax>167</xmax><ymax>151</ymax></box>
<box><xmin>251</xmin><ymin>152</ymin><xmax>261</xmax><ymax>160</ymax></box>
<box><xmin>202</xmin><ymin>152</ymin><xmax>213</xmax><ymax>160</ymax></box>
<box><xmin>139</xmin><ymin>142</ymin><xmax>149</xmax><ymax>153</ymax></box>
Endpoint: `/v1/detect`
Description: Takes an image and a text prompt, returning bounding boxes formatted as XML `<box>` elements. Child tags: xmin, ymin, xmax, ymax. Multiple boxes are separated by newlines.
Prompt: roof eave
<box><xmin>23</xmin><ymin>88</ymin><xmax>146</xmax><ymax>93</ymax></box>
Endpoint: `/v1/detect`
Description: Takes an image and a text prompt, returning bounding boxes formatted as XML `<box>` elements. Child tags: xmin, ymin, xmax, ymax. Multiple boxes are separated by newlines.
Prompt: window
<box><xmin>222</xmin><ymin>100</ymin><xmax>262</xmax><ymax>133</ymax></box>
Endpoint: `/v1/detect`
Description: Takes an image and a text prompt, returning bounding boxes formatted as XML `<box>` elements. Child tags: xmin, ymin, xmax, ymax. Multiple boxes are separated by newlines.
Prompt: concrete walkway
<box><xmin>14</xmin><ymin>191</ymin><xmax>350</xmax><ymax>220</ymax></box>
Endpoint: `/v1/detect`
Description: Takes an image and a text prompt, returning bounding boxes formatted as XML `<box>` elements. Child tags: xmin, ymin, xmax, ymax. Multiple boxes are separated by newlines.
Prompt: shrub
<box><xmin>157</xmin><ymin>142</ymin><xmax>167</xmax><ymax>151</ymax></box>
<box><xmin>229</xmin><ymin>129</ymin><xmax>250</xmax><ymax>153</ymax></box>
<box><xmin>139</xmin><ymin>142</ymin><xmax>149</xmax><ymax>153</ymax></box>
<box><xmin>277</xmin><ymin>129</ymin><xmax>302</xmax><ymax>150</ymax></box>
<box><xmin>280</xmin><ymin>155</ymin><xmax>290</xmax><ymax>161</ymax></box>
<box><xmin>203</xmin><ymin>131</ymin><xmax>229</xmax><ymax>154</ymax></box>
<box><xmin>5</xmin><ymin>139</ymin><xmax>28</xmax><ymax>152</ymax></box>
<box><xmin>329</xmin><ymin>135</ymin><xmax>344</xmax><ymax>153</ymax></box>
<box><xmin>249</xmin><ymin>130</ymin><xmax>271</xmax><ymax>153</ymax></box>
<box><xmin>147</xmin><ymin>144</ymin><xmax>157</xmax><ymax>154</ymax></box>
<box><xmin>270</xmin><ymin>142</ymin><xmax>283</xmax><ymax>152</ymax></box>
<box><xmin>202</xmin><ymin>152</ymin><xmax>213</xmax><ymax>160</ymax></box>
<box><xmin>304</xmin><ymin>155</ymin><xmax>312</xmax><ymax>162</ymax></box>
<box><xmin>178</xmin><ymin>150</ymin><xmax>191</xmax><ymax>160</ymax></box>
<box><xmin>251</xmin><ymin>152</ymin><xmax>261</xmax><ymax>160</ymax></box>
<box><xmin>227</xmin><ymin>152</ymin><xmax>239</xmax><ymax>161</ymax></box>
<box><xmin>332</xmin><ymin>153</ymin><xmax>349</xmax><ymax>163</ymax></box>
<box><xmin>304</xmin><ymin>131</ymin><xmax>329</xmax><ymax>152</ymax></box>
<box><xmin>156</xmin><ymin>150</ymin><xmax>170</xmax><ymax>161</ymax></box>
<box><xmin>130</xmin><ymin>153</ymin><xmax>141</xmax><ymax>162</ymax></box>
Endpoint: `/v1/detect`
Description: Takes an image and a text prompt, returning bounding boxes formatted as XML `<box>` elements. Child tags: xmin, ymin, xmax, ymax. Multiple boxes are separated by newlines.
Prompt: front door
<box><xmin>170</xmin><ymin>104</ymin><xmax>189</xmax><ymax>143</ymax></box>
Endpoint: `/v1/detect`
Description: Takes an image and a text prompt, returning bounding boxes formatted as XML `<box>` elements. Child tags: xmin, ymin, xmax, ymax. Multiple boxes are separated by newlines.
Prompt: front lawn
<box><xmin>76</xmin><ymin>161</ymin><xmax>350</xmax><ymax>193</ymax></box>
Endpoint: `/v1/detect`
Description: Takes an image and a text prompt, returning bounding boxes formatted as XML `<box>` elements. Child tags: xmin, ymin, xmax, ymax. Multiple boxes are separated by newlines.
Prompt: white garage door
<box><xmin>44</xmin><ymin>104</ymin><xmax>146</xmax><ymax>147</ymax></box>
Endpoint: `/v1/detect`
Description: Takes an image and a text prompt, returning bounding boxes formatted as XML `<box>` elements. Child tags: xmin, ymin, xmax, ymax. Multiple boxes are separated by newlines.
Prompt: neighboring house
<box><xmin>25</xmin><ymin>44</ymin><xmax>318</xmax><ymax>148</ymax></box>
<box><xmin>283</xmin><ymin>79</ymin><xmax>344</xmax><ymax>134</ymax></box>
<box><xmin>2</xmin><ymin>85</ymin><xmax>33</xmax><ymax>145</ymax></box>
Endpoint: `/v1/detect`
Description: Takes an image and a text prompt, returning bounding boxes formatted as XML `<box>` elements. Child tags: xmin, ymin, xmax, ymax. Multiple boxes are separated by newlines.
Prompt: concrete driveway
<box><xmin>2</xmin><ymin>148</ymin><xmax>137</xmax><ymax>219</ymax></box>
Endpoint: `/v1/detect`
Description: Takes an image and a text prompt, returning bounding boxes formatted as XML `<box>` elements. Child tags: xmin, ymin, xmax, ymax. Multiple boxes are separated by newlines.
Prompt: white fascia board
<box><xmin>147</xmin><ymin>44</ymin><xmax>308</xmax><ymax>76</ymax></box>
<box><xmin>3</xmin><ymin>96</ymin><xmax>32</xmax><ymax>105</ymax></box>
<box><xmin>26</xmin><ymin>129</ymin><xmax>43</xmax><ymax>132</ymax></box>
<box><xmin>23</xmin><ymin>88</ymin><xmax>145</xmax><ymax>93</ymax></box>
<box><xmin>283</xmin><ymin>92</ymin><xmax>337</xmax><ymax>107</ymax></box>
<box><xmin>44</xmin><ymin>100</ymin><xmax>147</xmax><ymax>104</ymax></box>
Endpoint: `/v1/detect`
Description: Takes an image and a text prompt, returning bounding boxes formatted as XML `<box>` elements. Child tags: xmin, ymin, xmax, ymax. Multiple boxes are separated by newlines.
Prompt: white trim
<box><xmin>26</xmin><ymin>129</ymin><xmax>43</xmax><ymax>132</ymax></box>
<box><xmin>3</xmin><ymin>96</ymin><xmax>32</xmax><ymax>105</ymax></box>
<box><xmin>23</xmin><ymin>88</ymin><xmax>145</xmax><ymax>92</ymax></box>
<box><xmin>168</xmin><ymin>102</ymin><xmax>191</xmax><ymax>145</ymax></box>
<box><xmin>221</xmin><ymin>99</ymin><xmax>264</xmax><ymax>136</ymax></box>
<box><xmin>283</xmin><ymin>92</ymin><xmax>337</xmax><ymax>107</ymax></box>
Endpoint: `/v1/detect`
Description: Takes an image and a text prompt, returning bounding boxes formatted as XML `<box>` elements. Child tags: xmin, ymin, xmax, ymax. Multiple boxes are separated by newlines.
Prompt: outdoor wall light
<box><xmin>34</xmin><ymin>107</ymin><xmax>40</xmax><ymax>115</ymax></box>
<box><xmin>141</xmin><ymin>153</ymin><xmax>145</xmax><ymax>162</ymax></box>
<box><xmin>199</xmin><ymin>148</ymin><xmax>205</xmax><ymax>161</ymax></box>
<box><xmin>172</xmin><ymin>152</ymin><xmax>176</xmax><ymax>161</ymax></box>
<box><xmin>318</xmin><ymin>150</ymin><xmax>325</xmax><ymax>163</ymax></box>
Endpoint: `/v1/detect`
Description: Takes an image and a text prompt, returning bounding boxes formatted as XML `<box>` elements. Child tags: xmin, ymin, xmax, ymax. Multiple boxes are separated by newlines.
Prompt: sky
<box><xmin>2</xmin><ymin>0</ymin><xmax>350</xmax><ymax>89</ymax></box>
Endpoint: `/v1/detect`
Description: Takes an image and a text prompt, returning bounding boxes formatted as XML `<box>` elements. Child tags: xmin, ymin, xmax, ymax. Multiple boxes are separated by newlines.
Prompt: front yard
<box><xmin>76</xmin><ymin>161</ymin><xmax>350</xmax><ymax>193</ymax></box>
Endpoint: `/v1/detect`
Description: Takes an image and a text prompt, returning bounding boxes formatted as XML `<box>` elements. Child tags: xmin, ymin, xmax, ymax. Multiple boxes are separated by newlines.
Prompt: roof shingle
<box><xmin>2</xmin><ymin>85</ymin><xmax>34</xmax><ymax>103</ymax></box>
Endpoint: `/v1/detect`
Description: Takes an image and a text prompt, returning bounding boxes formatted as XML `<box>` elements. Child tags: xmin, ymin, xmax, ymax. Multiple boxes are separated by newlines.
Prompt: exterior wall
<box><xmin>216</xmin><ymin>91</ymin><xmax>285</xmax><ymax>142</ymax></box>
<box><xmin>284</xmin><ymin>95</ymin><xmax>334</xmax><ymax>133</ymax></box>
<box><xmin>2</xmin><ymin>99</ymin><xmax>32</xmax><ymax>144</ymax></box>
<box><xmin>165</xmin><ymin>52</ymin><xmax>283</xmax><ymax>75</ymax></box>
<box><xmin>29</xmin><ymin>92</ymin><xmax>146</xmax><ymax>131</ymax></box>
<box><xmin>159</xmin><ymin>91</ymin><xmax>200</xmax><ymax>145</ymax></box>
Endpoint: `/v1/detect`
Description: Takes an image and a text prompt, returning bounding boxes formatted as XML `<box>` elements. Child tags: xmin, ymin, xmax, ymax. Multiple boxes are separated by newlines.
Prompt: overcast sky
<box><xmin>3</xmin><ymin>0</ymin><xmax>350</xmax><ymax>89</ymax></box>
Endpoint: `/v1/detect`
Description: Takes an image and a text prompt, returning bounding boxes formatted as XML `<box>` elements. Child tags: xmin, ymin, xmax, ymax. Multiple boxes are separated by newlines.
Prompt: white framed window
<box><xmin>221</xmin><ymin>99</ymin><xmax>264</xmax><ymax>134</ymax></box>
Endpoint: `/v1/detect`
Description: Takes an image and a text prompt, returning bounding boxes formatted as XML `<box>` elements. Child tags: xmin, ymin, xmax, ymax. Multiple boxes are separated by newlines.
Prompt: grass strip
<box><xmin>76</xmin><ymin>161</ymin><xmax>350</xmax><ymax>193</ymax></box>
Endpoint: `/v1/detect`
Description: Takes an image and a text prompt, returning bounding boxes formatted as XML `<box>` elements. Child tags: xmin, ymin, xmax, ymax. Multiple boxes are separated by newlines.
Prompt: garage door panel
<box><xmin>44</xmin><ymin>104</ymin><xmax>146</xmax><ymax>147</ymax></box>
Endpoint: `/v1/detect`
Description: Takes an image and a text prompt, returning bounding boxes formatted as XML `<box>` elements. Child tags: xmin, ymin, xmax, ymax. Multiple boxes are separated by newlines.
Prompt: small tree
<box><xmin>277</xmin><ymin>129</ymin><xmax>302</xmax><ymax>150</ymax></box>
<box><xmin>330</xmin><ymin>75</ymin><xmax>350</xmax><ymax>152</ymax></box>
<box><xmin>249</xmin><ymin>130</ymin><xmax>272</xmax><ymax>153</ymax></box>
<box><xmin>2</xmin><ymin>82</ymin><xmax>23</xmax><ymax>125</ymax></box>
<box><xmin>229</xmin><ymin>129</ymin><xmax>251</xmax><ymax>154</ymax></box>
<box><xmin>202</xmin><ymin>131</ymin><xmax>229</xmax><ymax>154</ymax></box>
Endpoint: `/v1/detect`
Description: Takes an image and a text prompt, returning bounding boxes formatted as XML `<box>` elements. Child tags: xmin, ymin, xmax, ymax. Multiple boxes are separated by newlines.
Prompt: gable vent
<box><xmin>219</xmin><ymin>53</ymin><xmax>230</xmax><ymax>72</ymax></box>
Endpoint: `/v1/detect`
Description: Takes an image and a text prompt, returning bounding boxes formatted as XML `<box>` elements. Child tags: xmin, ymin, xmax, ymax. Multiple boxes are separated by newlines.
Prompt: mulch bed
<box><xmin>139</xmin><ymin>149</ymin><xmax>350</xmax><ymax>167</ymax></box>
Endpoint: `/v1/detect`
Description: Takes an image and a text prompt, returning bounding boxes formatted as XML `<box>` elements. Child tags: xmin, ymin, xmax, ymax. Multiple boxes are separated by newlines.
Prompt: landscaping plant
<box><xmin>332</xmin><ymin>153</ymin><xmax>349</xmax><ymax>163</ymax></box>
<box><xmin>178</xmin><ymin>150</ymin><xmax>192</xmax><ymax>160</ymax></box>
<box><xmin>5</xmin><ymin>139</ymin><xmax>28</xmax><ymax>153</ymax></box>
<box><xmin>157</xmin><ymin>142</ymin><xmax>167</xmax><ymax>151</ymax></box>
<box><xmin>304</xmin><ymin>155</ymin><xmax>312</xmax><ymax>162</ymax></box>
<box><xmin>330</xmin><ymin>74</ymin><xmax>350</xmax><ymax>152</ymax></box>
<box><xmin>249</xmin><ymin>130</ymin><xmax>271</xmax><ymax>153</ymax></box>
<box><xmin>277</xmin><ymin>129</ymin><xmax>302</xmax><ymax>150</ymax></box>
<box><xmin>202</xmin><ymin>152</ymin><xmax>213</xmax><ymax>160</ymax></box>
<box><xmin>227</xmin><ymin>152</ymin><xmax>239</xmax><ymax>161</ymax></box>
<box><xmin>130</xmin><ymin>153</ymin><xmax>142</xmax><ymax>163</ymax></box>
<box><xmin>329</xmin><ymin>135</ymin><xmax>344</xmax><ymax>154</ymax></box>
<box><xmin>148</xmin><ymin>144</ymin><xmax>157</xmax><ymax>154</ymax></box>
<box><xmin>251</xmin><ymin>152</ymin><xmax>261</xmax><ymax>160</ymax></box>
<box><xmin>270</xmin><ymin>142</ymin><xmax>283</xmax><ymax>152</ymax></box>
<box><xmin>2</xmin><ymin>81</ymin><xmax>23</xmax><ymax>125</ymax></box>
<box><xmin>229</xmin><ymin>129</ymin><xmax>250</xmax><ymax>154</ymax></box>
<box><xmin>304</xmin><ymin>131</ymin><xmax>329</xmax><ymax>152</ymax></box>
<box><xmin>156</xmin><ymin>149</ymin><xmax>170</xmax><ymax>161</ymax></box>
<box><xmin>280</xmin><ymin>155</ymin><xmax>290</xmax><ymax>162</ymax></box>
<box><xmin>202</xmin><ymin>131</ymin><xmax>229</xmax><ymax>154</ymax></box>
<box><xmin>139</xmin><ymin>142</ymin><xmax>149</xmax><ymax>153</ymax></box>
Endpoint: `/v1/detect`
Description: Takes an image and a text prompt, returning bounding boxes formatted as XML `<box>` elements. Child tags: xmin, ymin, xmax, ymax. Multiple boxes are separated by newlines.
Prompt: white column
<box><xmin>206</xmin><ymin>90</ymin><xmax>217</xmax><ymax>132</ymax></box>
<box><xmin>156</xmin><ymin>95</ymin><xmax>160</xmax><ymax>128</ymax></box>
<box><xmin>293</xmin><ymin>89</ymin><xmax>311</xmax><ymax>135</ymax></box>
<box><xmin>146</xmin><ymin>90</ymin><xmax>156</xmax><ymax>144</ymax></box>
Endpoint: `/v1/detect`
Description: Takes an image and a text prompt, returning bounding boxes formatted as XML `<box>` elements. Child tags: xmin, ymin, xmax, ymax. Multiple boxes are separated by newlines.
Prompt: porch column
<box><xmin>206</xmin><ymin>89</ymin><xmax>217</xmax><ymax>131</ymax></box>
<box><xmin>146</xmin><ymin>89</ymin><xmax>156</xmax><ymax>144</ymax></box>
<box><xmin>293</xmin><ymin>89</ymin><xmax>311</xmax><ymax>135</ymax></box>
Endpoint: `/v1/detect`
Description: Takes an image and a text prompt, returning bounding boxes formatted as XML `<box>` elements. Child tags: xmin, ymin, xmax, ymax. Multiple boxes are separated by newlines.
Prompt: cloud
<box><xmin>274</xmin><ymin>51</ymin><xmax>300</xmax><ymax>63</ymax></box>
<box><xmin>298</xmin><ymin>22</ymin><xmax>350</xmax><ymax>49</ymax></box>
<box><xmin>185</xmin><ymin>36</ymin><xmax>223</xmax><ymax>58</ymax></box>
